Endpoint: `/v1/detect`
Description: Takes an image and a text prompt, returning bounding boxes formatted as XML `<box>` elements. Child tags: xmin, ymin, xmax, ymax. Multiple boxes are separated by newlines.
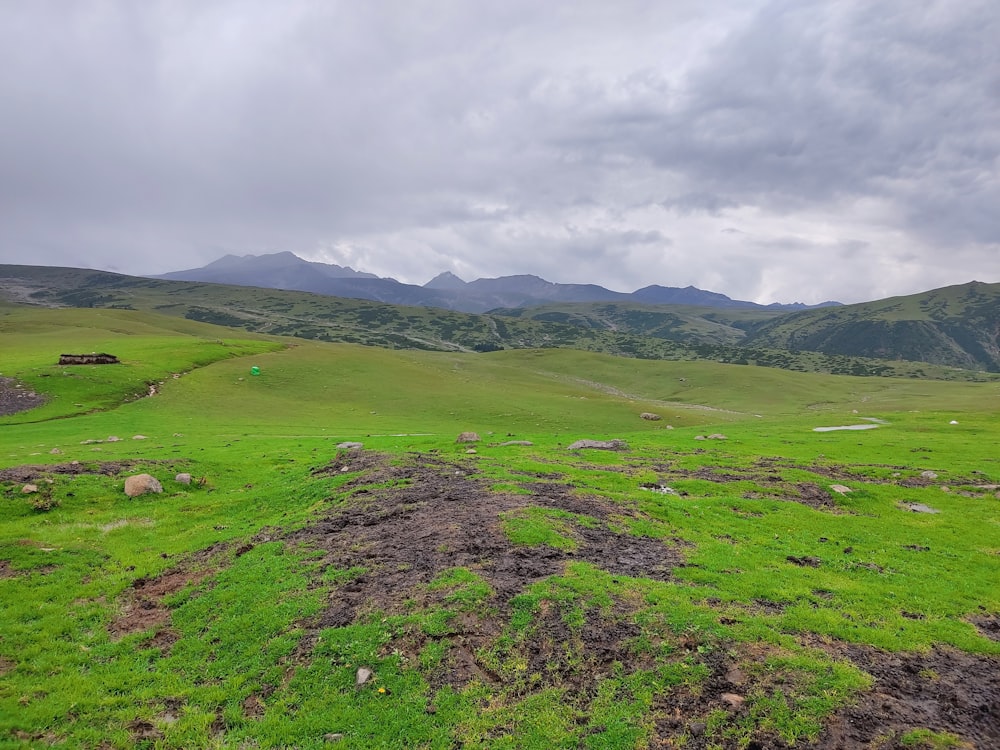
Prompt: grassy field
<box><xmin>1</xmin><ymin>306</ymin><xmax>998</xmax><ymax>749</ymax></box>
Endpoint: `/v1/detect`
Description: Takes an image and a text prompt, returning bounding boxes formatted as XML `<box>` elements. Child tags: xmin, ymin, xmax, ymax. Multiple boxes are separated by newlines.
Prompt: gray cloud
<box><xmin>1</xmin><ymin>0</ymin><xmax>998</xmax><ymax>303</ymax></box>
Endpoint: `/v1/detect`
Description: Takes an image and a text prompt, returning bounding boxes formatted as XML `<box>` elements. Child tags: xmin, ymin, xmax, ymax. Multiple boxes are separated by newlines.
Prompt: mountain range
<box><xmin>155</xmin><ymin>252</ymin><xmax>842</xmax><ymax>314</ymax></box>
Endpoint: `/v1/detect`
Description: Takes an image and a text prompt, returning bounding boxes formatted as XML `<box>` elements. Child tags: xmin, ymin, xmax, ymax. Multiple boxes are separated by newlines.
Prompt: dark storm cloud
<box><xmin>0</xmin><ymin>0</ymin><xmax>997</xmax><ymax>302</ymax></box>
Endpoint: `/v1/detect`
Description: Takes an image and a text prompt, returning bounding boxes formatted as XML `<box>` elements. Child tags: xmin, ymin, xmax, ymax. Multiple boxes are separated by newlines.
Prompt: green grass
<box><xmin>1</xmin><ymin>304</ymin><xmax>998</xmax><ymax>748</ymax></box>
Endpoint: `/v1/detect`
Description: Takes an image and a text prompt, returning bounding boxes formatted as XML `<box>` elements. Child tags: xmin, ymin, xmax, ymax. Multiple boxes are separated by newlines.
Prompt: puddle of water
<box><xmin>812</xmin><ymin>424</ymin><xmax>881</xmax><ymax>432</ymax></box>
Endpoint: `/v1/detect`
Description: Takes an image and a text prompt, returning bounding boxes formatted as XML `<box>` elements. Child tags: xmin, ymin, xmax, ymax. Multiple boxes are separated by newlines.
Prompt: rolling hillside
<box><xmin>1</xmin><ymin>264</ymin><xmax>997</xmax><ymax>381</ymax></box>
<box><xmin>744</xmin><ymin>281</ymin><xmax>1000</xmax><ymax>372</ymax></box>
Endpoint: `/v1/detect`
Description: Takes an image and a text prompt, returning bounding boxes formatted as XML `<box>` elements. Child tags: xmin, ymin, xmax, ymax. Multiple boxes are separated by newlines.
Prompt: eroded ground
<box><xmin>102</xmin><ymin>451</ymin><xmax>1000</xmax><ymax>749</ymax></box>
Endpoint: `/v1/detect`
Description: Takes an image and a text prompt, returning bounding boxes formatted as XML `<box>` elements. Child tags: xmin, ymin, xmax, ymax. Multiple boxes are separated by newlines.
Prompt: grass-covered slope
<box><xmin>744</xmin><ymin>281</ymin><xmax>1000</xmax><ymax>372</ymax></box>
<box><xmin>1</xmin><ymin>306</ymin><xmax>998</xmax><ymax>748</ymax></box>
<box><xmin>3</xmin><ymin>264</ymin><xmax>995</xmax><ymax>382</ymax></box>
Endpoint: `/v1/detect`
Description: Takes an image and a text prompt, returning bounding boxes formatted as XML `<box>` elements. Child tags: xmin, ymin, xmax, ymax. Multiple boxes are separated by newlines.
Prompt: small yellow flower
<box><xmin>378</xmin><ymin>687</ymin><xmax>386</xmax><ymax>694</ymax></box>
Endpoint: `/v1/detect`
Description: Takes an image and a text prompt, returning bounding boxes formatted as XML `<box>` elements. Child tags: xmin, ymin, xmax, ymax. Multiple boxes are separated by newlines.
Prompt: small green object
<box><xmin>250</xmin><ymin>366</ymin><xmax>261</xmax><ymax>376</ymax></box>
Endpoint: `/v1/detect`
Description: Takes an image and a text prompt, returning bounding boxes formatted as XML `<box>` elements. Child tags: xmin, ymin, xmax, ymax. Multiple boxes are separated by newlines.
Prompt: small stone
<box><xmin>689</xmin><ymin>721</ymin><xmax>706</xmax><ymax>736</ymax></box>
<box><xmin>566</xmin><ymin>439</ymin><xmax>628</xmax><ymax>451</ymax></box>
<box><xmin>920</xmin><ymin>470</ymin><xmax>938</xmax><ymax>479</ymax></box>
<box><xmin>425</xmin><ymin>704</ymin><xmax>437</xmax><ymax>715</ymax></box>
<box><xmin>124</xmin><ymin>474</ymin><xmax>163</xmax><ymax>498</ymax></box>
<box><xmin>323</xmin><ymin>733</ymin><xmax>345</xmax><ymax>743</ymax></box>
<box><xmin>21</xmin><ymin>484</ymin><xmax>38</xmax><ymax>494</ymax></box>
<box><xmin>175</xmin><ymin>473</ymin><xmax>192</xmax><ymax>485</ymax></box>
<box><xmin>721</xmin><ymin>692</ymin><xmax>746</xmax><ymax>708</ymax></box>
<box><xmin>337</xmin><ymin>442</ymin><xmax>364</xmax><ymax>450</ymax></box>
<box><xmin>725</xmin><ymin>667</ymin><xmax>748</xmax><ymax>686</ymax></box>
<box><xmin>497</xmin><ymin>440</ymin><xmax>533</xmax><ymax>446</ymax></box>
<box><xmin>106</xmin><ymin>436</ymin><xmax>121</xmax><ymax>443</ymax></box>
<box><xmin>899</xmin><ymin>502</ymin><xmax>940</xmax><ymax>514</ymax></box>
<box><xmin>355</xmin><ymin>667</ymin><xmax>373</xmax><ymax>686</ymax></box>
<box><xmin>830</xmin><ymin>484</ymin><xmax>851</xmax><ymax>494</ymax></box>
<box><xmin>640</xmin><ymin>412</ymin><xmax>662</xmax><ymax>421</ymax></box>
<box><xmin>707</xmin><ymin>433</ymin><xmax>728</xmax><ymax>440</ymax></box>
<box><xmin>49</xmin><ymin>448</ymin><xmax>62</xmax><ymax>455</ymax></box>
<box><xmin>132</xmin><ymin>435</ymin><xmax>148</xmax><ymax>440</ymax></box>
<box><xmin>694</xmin><ymin>435</ymin><xmax>706</xmax><ymax>441</ymax></box>
<box><xmin>465</xmin><ymin>448</ymin><xmax>477</xmax><ymax>454</ymax></box>
<box><xmin>455</xmin><ymin>432</ymin><xmax>480</xmax><ymax>443</ymax></box>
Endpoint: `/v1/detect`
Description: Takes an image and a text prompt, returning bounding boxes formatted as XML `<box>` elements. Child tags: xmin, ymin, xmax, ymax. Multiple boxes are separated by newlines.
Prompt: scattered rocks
<box><xmin>106</xmin><ymin>436</ymin><xmax>121</xmax><ymax>443</ymax></box>
<box><xmin>566</xmin><ymin>439</ymin><xmax>628</xmax><ymax>451</ymax></box>
<box><xmin>455</xmin><ymin>432</ymin><xmax>480</xmax><ymax>443</ymax></box>
<box><xmin>920</xmin><ymin>470</ymin><xmax>939</xmax><ymax>479</ymax></box>
<box><xmin>355</xmin><ymin>667</ymin><xmax>373</xmax><ymax>686</ymax></box>
<box><xmin>899</xmin><ymin>502</ymin><xmax>940</xmax><ymax>514</ymax></box>
<box><xmin>21</xmin><ymin>484</ymin><xmax>38</xmax><ymax>494</ymax></box>
<box><xmin>175</xmin><ymin>473</ymin><xmax>192</xmax><ymax>485</ymax></box>
<box><xmin>336</xmin><ymin>442</ymin><xmax>364</xmax><ymax>450</ymax></box>
<box><xmin>124</xmin><ymin>474</ymin><xmax>163</xmax><ymax>498</ymax></box>
<box><xmin>640</xmin><ymin>412</ymin><xmax>662</xmax><ymax>421</ymax></box>
<box><xmin>829</xmin><ymin>484</ymin><xmax>852</xmax><ymax>494</ymax></box>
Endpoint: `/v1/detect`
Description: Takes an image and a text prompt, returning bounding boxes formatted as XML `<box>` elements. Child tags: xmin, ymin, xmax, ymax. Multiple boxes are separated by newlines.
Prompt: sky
<box><xmin>1</xmin><ymin>1</ymin><xmax>998</xmax><ymax>304</ymax></box>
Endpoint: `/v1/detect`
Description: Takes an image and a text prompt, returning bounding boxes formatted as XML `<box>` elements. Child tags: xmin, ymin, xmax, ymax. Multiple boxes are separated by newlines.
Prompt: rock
<box><xmin>355</xmin><ymin>667</ymin><xmax>373</xmax><ymax>686</ymax></box>
<box><xmin>689</xmin><ymin>721</ymin><xmax>706</xmax><ymax>736</ymax></box>
<box><xmin>49</xmin><ymin>448</ymin><xmax>62</xmax><ymax>455</ymax></box>
<box><xmin>949</xmin><ymin>420</ymin><xmax>959</xmax><ymax>425</ymax></box>
<box><xmin>694</xmin><ymin>435</ymin><xmax>707</xmax><ymax>440</ymax></box>
<box><xmin>455</xmin><ymin>432</ymin><xmax>480</xmax><ymax>443</ymax></box>
<box><xmin>497</xmin><ymin>440</ymin><xmax>533</xmax><ymax>446</ymax></box>
<box><xmin>337</xmin><ymin>442</ymin><xmax>364</xmax><ymax>450</ymax></box>
<box><xmin>721</xmin><ymin>692</ymin><xmax>746</xmax><ymax>709</ymax></box>
<box><xmin>175</xmin><ymin>473</ymin><xmax>192</xmax><ymax>485</ymax></box>
<box><xmin>899</xmin><ymin>502</ymin><xmax>940</xmax><ymax>514</ymax></box>
<box><xmin>566</xmin><ymin>439</ymin><xmax>628</xmax><ymax>451</ymax></box>
<box><xmin>725</xmin><ymin>667</ymin><xmax>748</xmax><ymax>686</ymax></box>
<box><xmin>323</xmin><ymin>734</ymin><xmax>345</xmax><ymax>743</ymax></box>
<box><xmin>124</xmin><ymin>474</ymin><xmax>163</xmax><ymax>498</ymax></box>
<box><xmin>132</xmin><ymin>435</ymin><xmax>147</xmax><ymax>440</ymax></box>
<box><xmin>920</xmin><ymin>470</ymin><xmax>938</xmax><ymax>479</ymax></box>
<box><xmin>465</xmin><ymin>448</ymin><xmax>477</xmax><ymax>454</ymax></box>
<box><xmin>830</xmin><ymin>484</ymin><xmax>852</xmax><ymax>494</ymax></box>
<box><xmin>707</xmin><ymin>433</ymin><xmax>727</xmax><ymax>440</ymax></box>
<box><xmin>21</xmin><ymin>484</ymin><xmax>38</xmax><ymax>494</ymax></box>
<box><xmin>106</xmin><ymin>436</ymin><xmax>121</xmax><ymax>443</ymax></box>
<box><xmin>640</xmin><ymin>412</ymin><xmax>662</xmax><ymax>421</ymax></box>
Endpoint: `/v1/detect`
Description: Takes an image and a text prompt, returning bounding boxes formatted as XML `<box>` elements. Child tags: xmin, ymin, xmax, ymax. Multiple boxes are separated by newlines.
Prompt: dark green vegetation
<box><xmin>743</xmin><ymin>281</ymin><xmax>1000</xmax><ymax>372</ymax></box>
<box><xmin>1</xmin><ymin>296</ymin><xmax>998</xmax><ymax>749</ymax></box>
<box><xmin>3</xmin><ymin>265</ymin><xmax>999</xmax><ymax>380</ymax></box>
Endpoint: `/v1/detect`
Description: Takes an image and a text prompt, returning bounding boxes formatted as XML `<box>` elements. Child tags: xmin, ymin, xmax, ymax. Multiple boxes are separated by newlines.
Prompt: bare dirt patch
<box><xmin>0</xmin><ymin>376</ymin><xmax>45</xmax><ymax>417</ymax></box>
<box><xmin>813</xmin><ymin>643</ymin><xmax>1000</xmax><ymax>749</ymax></box>
<box><xmin>0</xmin><ymin>461</ymin><xmax>154</xmax><ymax>483</ymax></box>
<box><xmin>108</xmin><ymin>565</ymin><xmax>216</xmax><ymax>642</ymax></box>
<box><xmin>287</xmin><ymin>454</ymin><xmax>683</xmax><ymax>687</ymax></box>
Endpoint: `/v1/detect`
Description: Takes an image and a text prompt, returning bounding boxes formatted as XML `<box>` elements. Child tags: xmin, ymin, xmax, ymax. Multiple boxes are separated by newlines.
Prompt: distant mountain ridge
<box><xmin>153</xmin><ymin>252</ymin><xmax>841</xmax><ymax>313</ymax></box>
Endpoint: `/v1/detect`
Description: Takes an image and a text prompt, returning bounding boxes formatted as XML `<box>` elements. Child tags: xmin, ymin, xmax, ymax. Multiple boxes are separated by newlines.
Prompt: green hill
<box><xmin>3</xmin><ymin>264</ymin><xmax>994</xmax><ymax>381</ymax></box>
<box><xmin>744</xmin><ymin>281</ymin><xmax>1000</xmax><ymax>371</ymax></box>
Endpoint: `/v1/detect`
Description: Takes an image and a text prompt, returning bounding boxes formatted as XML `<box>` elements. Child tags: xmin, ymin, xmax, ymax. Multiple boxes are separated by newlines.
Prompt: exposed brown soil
<box><xmin>0</xmin><ymin>460</ymin><xmax>151</xmax><ymax>483</ymax></box>
<box><xmin>812</xmin><ymin>643</ymin><xmax>1000</xmax><ymax>749</ymax></box>
<box><xmin>289</xmin><ymin>454</ymin><xmax>682</xmax><ymax>683</ymax></box>
<box><xmin>108</xmin><ymin>568</ymin><xmax>213</xmax><ymax>641</ymax></box>
<box><xmin>97</xmin><ymin>452</ymin><xmax>997</xmax><ymax>748</ymax></box>
<box><xmin>0</xmin><ymin>376</ymin><xmax>46</xmax><ymax>416</ymax></box>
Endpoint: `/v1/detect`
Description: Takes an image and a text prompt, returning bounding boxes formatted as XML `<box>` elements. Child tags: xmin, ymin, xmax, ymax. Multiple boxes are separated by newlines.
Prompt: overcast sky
<box><xmin>2</xmin><ymin>0</ymin><xmax>998</xmax><ymax>304</ymax></box>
